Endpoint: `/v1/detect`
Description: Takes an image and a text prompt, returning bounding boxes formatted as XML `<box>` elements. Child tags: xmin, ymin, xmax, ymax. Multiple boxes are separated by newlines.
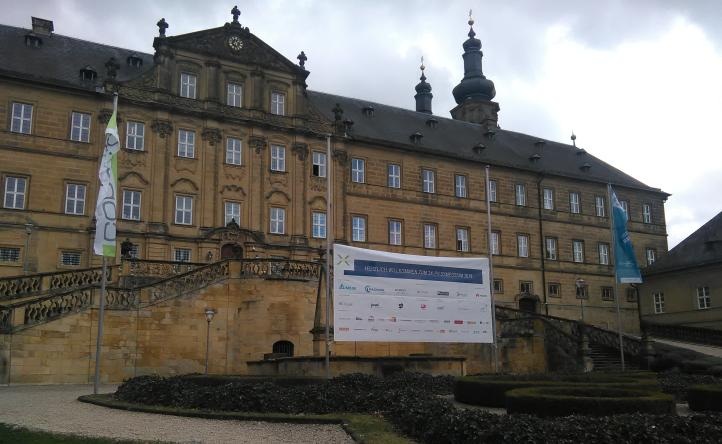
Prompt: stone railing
<box><xmin>642</xmin><ymin>321</ymin><xmax>722</xmax><ymax>348</ymax></box>
<box><xmin>584</xmin><ymin>323</ymin><xmax>641</xmax><ymax>357</ymax></box>
<box><xmin>239</xmin><ymin>259</ymin><xmax>322</xmax><ymax>281</ymax></box>
<box><xmin>0</xmin><ymin>287</ymin><xmax>93</xmax><ymax>333</ymax></box>
<box><xmin>128</xmin><ymin>259</ymin><xmax>206</xmax><ymax>278</ymax></box>
<box><xmin>0</xmin><ymin>266</ymin><xmax>115</xmax><ymax>302</ymax></box>
<box><xmin>0</xmin><ymin>306</ymin><xmax>11</xmax><ymax>333</ymax></box>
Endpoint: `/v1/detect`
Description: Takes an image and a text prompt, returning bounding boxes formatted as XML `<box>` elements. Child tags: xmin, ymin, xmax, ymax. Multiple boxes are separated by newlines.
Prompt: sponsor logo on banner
<box><xmin>339</xmin><ymin>282</ymin><xmax>357</xmax><ymax>291</ymax></box>
<box><xmin>456</xmin><ymin>291</ymin><xmax>468</xmax><ymax>297</ymax></box>
<box><xmin>398</xmin><ymin>303</ymin><xmax>404</xmax><ymax>309</ymax></box>
<box><xmin>370</xmin><ymin>303</ymin><xmax>381</xmax><ymax>309</ymax></box>
<box><xmin>436</xmin><ymin>305</ymin><xmax>445</xmax><ymax>310</ymax></box>
<box><xmin>339</xmin><ymin>301</ymin><xmax>353</xmax><ymax>307</ymax></box>
<box><xmin>364</xmin><ymin>285</ymin><xmax>385</xmax><ymax>293</ymax></box>
<box><xmin>454</xmin><ymin>320</ymin><xmax>463</xmax><ymax>325</ymax></box>
<box><xmin>355</xmin><ymin>316</ymin><xmax>363</xmax><ymax>321</ymax></box>
<box><xmin>420</xmin><ymin>304</ymin><xmax>428</xmax><ymax>310</ymax></box>
<box><xmin>339</xmin><ymin>327</ymin><xmax>350</xmax><ymax>332</ymax></box>
<box><xmin>390</xmin><ymin>316</ymin><xmax>397</xmax><ymax>322</ymax></box>
<box><xmin>437</xmin><ymin>291</ymin><xmax>450</xmax><ymax>296</ymax></box>
<box><xmin>393</xmin><ymin>288</ymin><xmax>407</xmax><ymax>294</ymax></box>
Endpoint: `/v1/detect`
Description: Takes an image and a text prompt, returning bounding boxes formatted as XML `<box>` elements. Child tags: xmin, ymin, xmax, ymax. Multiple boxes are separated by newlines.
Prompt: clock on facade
<box><xmin>228</xmin><ymin>35</ymin><xmax>243</xmax><ymax>51</ymax></box>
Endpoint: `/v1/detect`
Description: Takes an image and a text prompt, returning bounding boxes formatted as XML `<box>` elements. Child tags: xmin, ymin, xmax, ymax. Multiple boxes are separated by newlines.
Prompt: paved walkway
<box><xmin>0</xmin><ymin>385</ymin><xmax>353</xmax><ymax>443</ymax></box>
<box><xmin>652</xmin><ymin>337</ymin><xmax>722</xmax><ymax>358</ymax></box>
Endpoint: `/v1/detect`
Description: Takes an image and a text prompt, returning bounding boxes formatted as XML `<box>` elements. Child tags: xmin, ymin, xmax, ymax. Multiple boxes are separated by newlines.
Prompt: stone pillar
<box><xmin>205</xmin><ymin>60</ymin><xmax>220</xmax><ymax>102</ymax></box>
<box><xmin>580</xmin><ymin>327</ymin><xmax>594</xmax><ymax>372</ymax></box>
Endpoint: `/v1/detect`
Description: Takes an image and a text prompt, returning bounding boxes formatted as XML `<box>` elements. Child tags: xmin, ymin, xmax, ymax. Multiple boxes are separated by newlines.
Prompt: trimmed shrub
<box><xmin>657</xmin><ymin>371</ymin><xmax>722</xmax><ymax>401</ymax></box>
<box><xmin>505</xmin><ymin>386</ymin><xmax>675</xmax><ymax>417</ymax></box>
<box><xmin>688</xmin><ymin>384</ymin><xmax>722</xmax><ymax>412</ymax></box>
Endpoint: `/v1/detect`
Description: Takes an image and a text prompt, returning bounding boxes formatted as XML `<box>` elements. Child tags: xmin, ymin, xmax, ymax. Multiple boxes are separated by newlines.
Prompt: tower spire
<box><xmin>414</xmin><ymin>56</ymin><xmax>433</xmax><ymax>114</ymax></box>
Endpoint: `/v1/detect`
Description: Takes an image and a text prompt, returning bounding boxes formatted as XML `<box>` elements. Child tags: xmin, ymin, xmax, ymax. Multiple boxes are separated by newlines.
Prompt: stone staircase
<box><xmin>588</xmin><ymin>343</ymin><xmax>627</xmax><ymax>371</ymax></box>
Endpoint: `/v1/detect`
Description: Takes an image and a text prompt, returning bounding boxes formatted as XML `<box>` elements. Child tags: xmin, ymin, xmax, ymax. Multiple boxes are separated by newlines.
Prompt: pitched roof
<box><xmin>644</xmin><ymin>211</ymin><xmax>722</xmax><ymax>275</ymax></box>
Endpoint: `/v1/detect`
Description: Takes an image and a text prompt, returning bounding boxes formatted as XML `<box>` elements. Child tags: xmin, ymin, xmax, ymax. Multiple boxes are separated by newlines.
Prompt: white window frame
<box><xmin>548</xmin><ymin>283</ymin><xmax>561</xmax><ymax>298</ymax></box>
<box><xmin>227</xmin><ymin>82</ymin><xmax>243</xmax><ymax>107</ymax></box>
<box><xmin>388</xmin><ymin>164</ymin><xmax>401</xmax><ymax>188</ymax></box>
<box><xmin>599</xmin><ymin>243</ymin><xmax>610</xmax><ymax>265</ymax></box>
<box><xmin>175</xmin><ymin>195</ymin><xmax>193</xmax><ymax>225</ymax></box>
<box><xmin>351</xmin><ymin>158</ymin><xmax>365</xmax><ymax>183</ymax></box>
<box><xmin>60</xmin><ymin>250</ymin><xmax>82</xmax><ymax>267</ymax></box>
<box><xmin>271</xmin><ymin>91</ymin><xmax>285</xmax><ymax>115</ymax></box>
<box><xmin>270</xmin><ymin>144</ymin><xmax>286</xmax><ymax>172</ymax></box>
<box><xmin>422</xmin><ymin>169</ymin><xmax>435</xmax><ymax>193</ymax></box>
<box><xmin>64</xmin><ymin>183</ymin><xmax>86</xmax><ymax>215</ymax></box>
<box><xmin>177</xmin><ymin>129</ymin><xmax>195</xmax><ymax>158</ymax></box>
<box><xmin>545</xmin><ymin>237</ymin><xmax>557</xmax><ymax>260</ymax></box>
<box><xmin>570</xmin><ymin>192</ymin><xmax>581</xmax><ymax>214</ymax></box>
<box><xmin>517</xmin><ymin>234</ymin><xmax>529</xmax><ymax>258</ymax></box>
<box><xmin>653</xmin><ymin>292</ymin><xmax>665</xmax><ymax>314</ymax></box>
<box><xmin>180</xmin><ymin>72</ymin><xmax>197</xmax><ymax>99</ymax></box>
<box><xmin>312</xmin><ymin>211</ymin><xmax>326</xmax><ymax>239</ymax></box>
<box><xmin>4</xmin><ymin>176</ymin><xmax>27</xmax><ymax>209</ymax></box>
<box><xmin>70</xmin><ymin>112</ymin><xmax>91</xmax><ymax>142</ymax></box>
<box><xmin>122</xmin><ymin>190</ymin><xmax>141</xmax><ymax>221</ymax></box>
<box><xmin>11</xmin><ymin>102</ymin><xmax>33</xmax><ymax>134</ymax></box>
<box><xmin>352</xmin><ymin>216</ymin><xmax>366</xmax><ymax>242</ymax></box>
<box><xmin>270</xmin><ymin>207</ymin><xmax>285</xmax><ymax>234</ymax></box>
<box><xmin>646</xmin><ymin>248</ymin><xmax>656</xmax><ymax>265</ymax></box>
<box><xmin>224</xmin><ymin>201</ymin><xmax>241</xmax><ymax>226</ymax></box>
<box><xmin>455</xmin><ymin>174</ymin><xmax>467</xmax><ymax>198</ymax></box>
<box><xmin>389</xmin><ymin>220</ymin><xmax>402</xmax><ymax>246</ymax></box>
<box><xmin>697</xmin><ymin>286</ymin><xmax>711</xmax><ymax>310</ymax></box>
<box><xmin>126</xmin><ymin>121</ymin><xmax>145</xmax><ymax>151</ymax></box>
<box><xmin>573</xmin><ymin>240</ymin><xmax>585</xmax><ymax>263</ymax></box>
<box><xmin>602</xmin><ymin>287</ymin><xmax>615</xmax><ymax>301</ymax></box>
<box><xmin>643</xmin><ymin>203</ymin><xmax>652</xmax><ymax>224</ymax></box>
<box><xmin>456</xmin><ymin>228</ymin><xmax>470</xmax><ymax>252</ymax></box>
<box><xmin>423</xmin><ymin>223</ymin><xmax>436</xmax><ymax>249</ymax></box>
<box><xmin>312</xmin><ymin>152</ymin><xmax>327</xmax><ymax>177</ymax></box>
<box><xmin>595</xmin><ymin>196</ymin><xmax>606</xmax><ymax>217</ymax></box>
<box><xmin>226</xmin><ymin>137</ymin><xmax>242</xmax><ymax>165</ymax></box>
<box><xmin>174</xmin><ymin>248</ymin><xmax>192</xmax><ymax>263</ymax></box>
<box><xmin>515</xmin><ymin>184</ymin><xmax>526</xmax><ymax>206</ymax></box>
<box><xmin>488</xmin><ymin>179</ymin><xmax>497</xmax><ymax>202</ymax></box>
<box><xmin>0</xmin><ymin>247</ymin><xmax>21</xmax><ymax>264</ymax></box>
<box><xmin>490</xmin><ymin>231</ymin><xmax>500</xmax><ymax>255</ymax></box>
<box><xmin>543</xmin><ymin>188</ymin><xmax>554</xmax><ymax>210</ymax></box>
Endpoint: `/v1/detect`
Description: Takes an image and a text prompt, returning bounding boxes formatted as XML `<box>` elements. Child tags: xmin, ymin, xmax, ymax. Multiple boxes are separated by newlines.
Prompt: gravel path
<box><xmin>0</xmin><ymin>384</ymin><xmax>353</xmax><ymax>443</ymax></box>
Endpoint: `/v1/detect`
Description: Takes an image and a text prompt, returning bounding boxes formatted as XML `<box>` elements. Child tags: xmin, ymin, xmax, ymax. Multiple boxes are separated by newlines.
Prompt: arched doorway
<box><xmin>220</xmin><ymin>243</ymin><xmax>243</xmax><ymax>259</ymax></box>
<box><xmin>518</xmin><ymin>293</ymin><xmax>539</xmax><ymax>313</ymax></box>
<box><xmin>272</xmin><ymin>340</ymin><xmax>294</xmax><ymax>357</ymax></box>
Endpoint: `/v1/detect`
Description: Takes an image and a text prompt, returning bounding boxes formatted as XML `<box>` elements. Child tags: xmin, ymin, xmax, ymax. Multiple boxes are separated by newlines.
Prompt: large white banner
<box><xmin>333</xmin><ymin>244</ymin><xmax>493</xmax><ymax>343</ymax></box>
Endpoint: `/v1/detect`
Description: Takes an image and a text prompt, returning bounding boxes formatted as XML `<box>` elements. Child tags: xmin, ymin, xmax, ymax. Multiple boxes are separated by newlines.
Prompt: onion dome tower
<box><xmin>414</xmin><ymin>57</ymin><xmax>433</xmax><ymax>114</ymax></box>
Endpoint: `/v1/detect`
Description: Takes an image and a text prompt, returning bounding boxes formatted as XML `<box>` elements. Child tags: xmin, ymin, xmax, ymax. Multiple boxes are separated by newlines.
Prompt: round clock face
<box><xmin>228</xmin><ymin>36</ymin><xmax>243</xmax><ymax>51</ymax></box>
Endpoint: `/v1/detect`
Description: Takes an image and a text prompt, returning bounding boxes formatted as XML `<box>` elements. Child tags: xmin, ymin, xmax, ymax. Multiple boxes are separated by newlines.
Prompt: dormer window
<box><xmin>580</xmin><ymin>162</ymin><xmax>592</xmax><ymax>171</ymax></box>
<box><xmin>362</xmin><ymin>105</ymin><xmax>374</xmax><ymax>117</ymax></box>
<box><xmin>180</xmin><ymin>72</ymin><xmax>197</xmax><ymax>99</ymax></box>
<box><xmin>529</xmin><ymin>153</ymin><xmax>541</xmax><ymax>162</ymax></box>
<box><xmin>473</xmin><ymin>143</ymin><xmax>486</xmax><ymax>154</ymax></box>
<box><xmin>79</xmin><ymin>66</ymin><xmax>97</xmax><ymax>81</ymax></box>
<box><xmin>410</xmin><ymin>132</ymin><xmax>423</xmax><ymax>144</ymax></box>
<box><xmin>127</xmin><ymin>54</ymin><xmax>143</xmax><ymax>68</ymax></box>
<box><xmin>24</xmin><ymin>33</ymin><xmax>42</xmax><ymax>47</ymax></box>
<box><xmin>425</xmin><ymin>117</ymin><xmax>438</xmax><ymax>128</ymax></box>
<box><xmin>484</xmin><ymin>128</ymin><xmax>497</xmax><ymax>139</ymax></box>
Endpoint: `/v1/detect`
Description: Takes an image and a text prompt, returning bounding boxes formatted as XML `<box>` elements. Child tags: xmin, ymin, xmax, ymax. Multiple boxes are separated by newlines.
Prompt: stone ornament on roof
<box><xmin>297</xmin><ymin>51</ymin><xmax>307</xmax><ymax>68</ymax></box>
<box><xmin>156</xmin><ymin>18</ymin><xmax>169</xmax><ymax>37</ymax></box>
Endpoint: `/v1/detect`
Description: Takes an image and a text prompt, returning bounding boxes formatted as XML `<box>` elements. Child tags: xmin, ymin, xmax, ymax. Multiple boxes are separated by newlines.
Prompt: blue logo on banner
<box><xmin>344</xmin><ymin>260</ymin><xmax>483</xmax><ymax>284</ymax></box>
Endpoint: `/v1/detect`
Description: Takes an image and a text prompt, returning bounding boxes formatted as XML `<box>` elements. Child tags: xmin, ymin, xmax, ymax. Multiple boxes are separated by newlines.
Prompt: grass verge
<box><xmin>0</xmin><ymin>422</ymin><xmax>146</xmax><ymax>443</ymax></box>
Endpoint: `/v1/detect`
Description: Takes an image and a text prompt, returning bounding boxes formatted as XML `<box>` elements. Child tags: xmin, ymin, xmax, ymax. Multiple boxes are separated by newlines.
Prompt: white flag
<box><xmin>93</xmin><ymin>96</ymin><xmax>119</xmax><ymax>257</ymax></box>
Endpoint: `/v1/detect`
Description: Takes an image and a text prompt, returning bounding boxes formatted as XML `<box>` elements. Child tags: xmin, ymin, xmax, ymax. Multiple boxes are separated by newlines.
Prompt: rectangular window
<box><xmin>174</xmin><ymin>195</ymin><xmax>193</xmax><ymax>225</ymax></box>
<box><xmin>595</xmin><ymin>196</ymin><xmax>606</xmax><ymax>217</ymax></box>
<box><xmin>388</xmin><ymin>164</ymin><xmax>401</xmax><ymax>188</ymax></box>
<box><xmin>602</xmin><ymin>287</ymin><xmax>615</xmax><ymax>301</ymax></box>
<box><xmin>70</xmin><ymin>112</ymin><xmax>91</xmax><ymax>142</ymax></box>
<box><xmin>122</xmin><ymin>190</ymin><xmax>141</xmax><ymax>221</ymax></box>
<box><xmin>643</xmin><ymin>203</ymin><xmax>652</xmax><ymax>224</ymax></box>
<box><xmin>626</xmin><ymin>287</ymin><xmax>638</xmax><ymax>302</ymax></box>
<box><xmin>0</xmin><ymin>247</ymin><xmax>21</xmax><ymax>263</ymax></box>
<box><xmin>174</xmin><ymin>248</ymin><xmax>191</xmax><ymax>263</ymax></box>
<box><xmin>493</xmin><ymin>279</ymin><xmax>504</xmax><ymax>293</ymax></box>
<box><xmin>545</xmin><ymin>237</ymin><xmax>557</xmax><ymax>260</ymax></box>
<box><xmin>621</xmin><ymin>200</ymin><xmax>630</xmax><ymax>221</ymax></box>
<box><xmin>312</xmin><ymin>211</ymin><xmax>326</xmax><ymax>239</ymax></box>
<box><xmin>270</xmin><ymin>207</ymin><xmax>286</xmax><ymax>234</ymax></box>
<box><xmin>312</xmin><ymin>152</ymin><xmax>327</xmax><ymax>177</ymax></box>
<box><xmin>227</xmin><ymin>82</ymin><xmax>243</xmax><ymax>107</ymax></box>
<box><xmin>388</xmin><ymin>220</ymin><xmax>402</xmax><ymax>245</ymax></box>
<box><xmin>456</xmin><ymin>228</ymin><xmax>470</xmax><ymax>252</ymax></box>
<box><xmin>126</xmin><ymin>121</ymin><xmax>145</xmax><ymax>150</ymax></box>
<box><xmin>177</xmin><ymin>130</ymin><xmax>195</xmax><ymax>158</ymax></box>
<box><xmin>64</xmin><ymin>183</ymin><xmax>86</xmax><ymax>215</ymax></box>
<box><xmin>488</xmin><ymin>179</ymin><xmax>497</xmax><ymax>202</ymax></box>
<box><xmin>11</xmin><ymin>102</ymin><xmax>33</xmax><ymax>134</ymax></box>
<box><xmin>646</xmin><ymin>248</ymin><xmax>656</xmax><ymax>265</ymax></box>
<box><xmin>573</xmin><ymin>240</ymin><xmax>585</xmax><ymax>263</ymax></box>
<box><xmin>455</xmin><ymin>174</ymin><xmax>467</xmax><ymax>198</ymax></box>
<box><xmin>352</xmin><ymin>216</ymin><xmax>366</xmax><ymax>242</ymax></box>
<box><xmin>180</xmin><ymin>72</ymin><xmax>197</xmax><ymax>99</ymax></box>
<box><xmin>422</xmin><ymin>169</ymin><xmax>435</xmax><ymax>193</ymax></box>
<box><xmin>490</xmin><ymin>231</ymin><xmax>500</xmax><ymax>255</ymax></box>
<box><xmin>423</xmin><ymin>223</ymin><xmax>437</xmax><ymax>249</ymax></box>
<box><xmin>517</xmin><ymin>234</ymin><xmax>529</xmax><ymax>257</ymax></box>
<box><xmin>548</xmin><ymin>283</ymin><xmax>561</xmax><ymax>298</ymax></box>
<box><xmin>520</xmin><ymin>281</ymin><xmax>533</xmax><ymax>294</ymax></box>
<box><xmin>351</xmin><ymin>158</ymin><xmax>365</xmax><ymax>183</ymax></box>
<box><xmin>543</xmin><ymin>188</ymin><xmax>554</xmax><ymax>210</ymax></box>
<box><xmin>697</xmin><ymin>286</ymin><xmax>711</xmax><ymax>309</ymax></box>
<box><xmin>225</xmin><ymin>137</ymin><xmax>242</xmax><ymax>165</ymax></box>
<box><xmin>653</xmin><ymin>292</ymin><xmax>665</xmax><ymax>314</ymax></box>
<box><xmin>570</xmin><ymin>192</ymin><xmax>581</xmax><ymax>214</ymax></box>
<box><xmin>224</xmin><ymin>202</ymin><xmax>241</xmax><ymax>226</ymax></box>
<box><xmin>4</xmin><ymin>176</ymin><xmax>27</xmax><ymax>209</ymax></box>
<box><xmin>515</xmin><ymin>184</ymin><xmax>526</xmax><ymax>206</ymax></box>
<box><xmin>271</xmin><ymin>91</ymin><xmax>285</xmax><ymax>115</ymax></box>
<box><xmin>270</xmin><ymin>144</ymin><xmax>286</xmax><ymax>172</ymax></box>
<box><xmin>60</xmin><ymin>251</ymin><xmax>81</xmax><ymax>267</ymax></box>
<box><xmin>599</xmin><ymin>243</ymin><xmax>610</xmax><ymax>265</ymax></box>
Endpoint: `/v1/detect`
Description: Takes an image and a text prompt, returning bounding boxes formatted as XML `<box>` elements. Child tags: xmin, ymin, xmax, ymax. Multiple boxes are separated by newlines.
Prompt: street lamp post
<box><xmin>204</xmin><ymin>308</ymin><xmax>216</xmax><ymax>375</ymax></box>
<box><xmin>575</xmin><ymin>278</ymin><xmax>587</xmax><ymax>323</ymax></box>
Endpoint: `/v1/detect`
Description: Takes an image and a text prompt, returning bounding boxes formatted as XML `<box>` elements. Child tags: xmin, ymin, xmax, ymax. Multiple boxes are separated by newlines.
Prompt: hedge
<box><xmin>454</xmin><ymin>375</ymin><xmax>659</xmax><ymax>407</ymax></box>
<box><xmin>688</xmin><ymin>384</ymin><xmax>722</xmax><ymax>412</ymax></box>
<box><xmin>505</xmin><ymin>386</ymin><xmax>676</xmax><ymax>417</ymax></box>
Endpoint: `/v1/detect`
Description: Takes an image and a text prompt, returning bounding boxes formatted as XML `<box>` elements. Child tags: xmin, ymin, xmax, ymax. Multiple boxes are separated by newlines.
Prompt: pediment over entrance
<box><xmin>202</xmin><ymin>225</ymin><xmax>265</xmax><ymax>245</ymax></box>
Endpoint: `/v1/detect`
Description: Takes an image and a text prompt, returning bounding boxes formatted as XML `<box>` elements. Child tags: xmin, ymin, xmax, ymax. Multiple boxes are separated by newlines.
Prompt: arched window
<box><xmin>272</xmin><ymin>340</ymin><xmax>294</xmax><ymax>357</ymax></box>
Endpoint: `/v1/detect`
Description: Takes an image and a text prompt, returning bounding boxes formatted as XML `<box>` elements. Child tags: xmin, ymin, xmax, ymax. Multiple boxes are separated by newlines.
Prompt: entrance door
<box><xmin>518</xmin><ymin>297</ymin><xmax>538</xmax><ymax>313</ymax></box>
<box><xmin>221</xmin><ymin>243</ymin><xmax>243</xmax><ymax>259</ymax></box>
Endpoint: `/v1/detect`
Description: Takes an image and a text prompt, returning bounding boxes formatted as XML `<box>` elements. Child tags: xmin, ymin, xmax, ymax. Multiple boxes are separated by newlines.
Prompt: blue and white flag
<box><xmin>609</xmin><ymin>185</ymin><xmax>642</xmax><ymax>283</ymax></box>
<box><xmin>93</xmin><ymin>95</ymin><xmax>119</xmax><ymax>257</ymax></box>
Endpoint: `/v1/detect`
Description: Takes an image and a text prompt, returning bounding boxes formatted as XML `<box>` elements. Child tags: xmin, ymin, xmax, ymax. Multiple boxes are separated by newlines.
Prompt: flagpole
<box><xmin>93</xmin><ymin>256</ymin><xmax>107</xmax><ymax>394</ymax></box>
<box><xmin>485</xmin><ymin>165</ymin><xmax>499</xmax><ymax>373</ymax></box>
<box><xmin>608</xmin><ymin>184</ymin><xmax>626</xmax><ymax>371</ymax></box>
<box><xmin>325</xmin><ymin>134</ymin><xmax>332</xmax><ymax>379</ymax></box>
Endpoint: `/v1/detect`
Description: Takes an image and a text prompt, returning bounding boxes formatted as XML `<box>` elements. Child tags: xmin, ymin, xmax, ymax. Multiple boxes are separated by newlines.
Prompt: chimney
<box><xmin>31</xmin><ymin>17</ymin><xmax>54</xmax><ymax>36</ymax></box>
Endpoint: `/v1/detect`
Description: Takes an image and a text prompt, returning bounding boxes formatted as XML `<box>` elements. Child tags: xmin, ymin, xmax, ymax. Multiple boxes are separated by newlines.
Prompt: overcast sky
<box><xmin>3</xmin><ymin>0</ymin><xmax>721</xmax><ymax>249</ymax></box>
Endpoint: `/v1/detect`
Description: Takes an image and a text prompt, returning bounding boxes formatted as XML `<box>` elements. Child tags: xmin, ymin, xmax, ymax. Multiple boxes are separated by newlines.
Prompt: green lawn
<box><xmin>0</xmin><ymin>423</ymin><xmax>148</xmax><ymax>443</ymax></box>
